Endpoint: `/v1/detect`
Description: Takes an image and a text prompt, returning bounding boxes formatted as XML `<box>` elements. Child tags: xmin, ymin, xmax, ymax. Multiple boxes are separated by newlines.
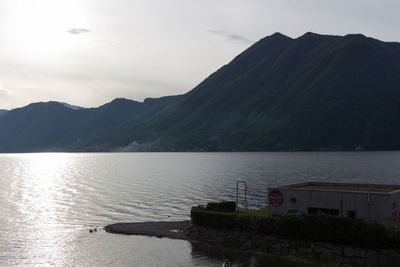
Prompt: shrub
<box><xmin>235</xmin><ymin>214</ymin><xmax>251</xmax><ymax>231</ymax></box>
<box><xmin>205</xmin><ymin>201</ymin><xmax>236</xmax><ymax>212</ymax></box>
<box><xmin>251</xmin><ymin>216</ymin><xmax>276</xmax><ymax>235</ymax></box>
<box><xmin>190</xmin><ymin>204</ymin><xmax>400</xmax><ymax>249</ymax></box>
<box><xmin>191</xmin><ymin>207</ymin><xmax>236</xmax><ymax>230</ymax></box>
<box><xmin>275</xmin><ymin>215</ymin><xmax>304</xmax><ymax>239</ymax></box>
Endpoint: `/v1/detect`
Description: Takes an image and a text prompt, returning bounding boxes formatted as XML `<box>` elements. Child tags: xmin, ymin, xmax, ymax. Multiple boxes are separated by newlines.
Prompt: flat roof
<box><xmin>277</xmin><ymin>182</ymin><xmax>400</xmax><ymax>193</ymax></box>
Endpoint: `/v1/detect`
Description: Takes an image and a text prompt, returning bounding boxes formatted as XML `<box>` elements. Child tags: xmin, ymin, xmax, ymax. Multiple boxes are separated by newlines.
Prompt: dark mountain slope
<box><xmin>0</xmin><ymin>102</ymin><xmax>76</xmax><ymax>151</ymax></box>
<box><xmin>109</xmin><ymin>32</ymin><xmax>400</xmax><ymax>151</ymax></box>
<box><xmin>251</xmin><ymin>34</ymin><xmax>397</xmax><ymax>150</ymax></box>
<box><xmin>0</xmin><ymin>109</ymin><xmax>7</xmax><ymax>116</ymax></box>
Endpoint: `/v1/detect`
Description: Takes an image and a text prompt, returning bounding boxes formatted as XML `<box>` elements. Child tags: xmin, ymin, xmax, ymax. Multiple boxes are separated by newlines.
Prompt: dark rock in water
<box><xmin>89</xmin><ymin>229</ymin><xmax>94</xmax><ymax>233</ymax></box>
<box><xmin>94</xmin><ymin>228</ymin><xmax>97</xmax><ymax>232</ymax></box>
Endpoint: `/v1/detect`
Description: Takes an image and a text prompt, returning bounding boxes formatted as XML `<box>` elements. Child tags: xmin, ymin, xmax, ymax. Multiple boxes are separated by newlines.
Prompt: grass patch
<box><xmin>237</xmin><ymin>207</ymin><xmax>269</xmax><ymax>217</ymax></box>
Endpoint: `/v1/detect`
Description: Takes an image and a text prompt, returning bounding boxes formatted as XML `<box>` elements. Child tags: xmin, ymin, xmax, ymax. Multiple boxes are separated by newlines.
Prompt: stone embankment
<box><xmin>187</xmin><ymin>226</ymin><xmax>400</xmax><ymax>266</ymax></box>
<box><xmin>105</xmin><ymin>220</ymin><xmax>400</xmax><ymax>265</ymax></box>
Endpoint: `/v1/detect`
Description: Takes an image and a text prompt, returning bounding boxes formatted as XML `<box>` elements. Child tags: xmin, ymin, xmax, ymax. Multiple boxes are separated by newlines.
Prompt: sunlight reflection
<box><xmin>18</xmin><ymin>153</ymin><xmax>75</xmax><ymax>265</ymax></box>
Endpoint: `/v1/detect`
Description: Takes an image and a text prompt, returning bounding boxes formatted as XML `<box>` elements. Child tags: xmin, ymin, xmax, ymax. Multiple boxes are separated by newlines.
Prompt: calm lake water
<box><xmin>1</xmin><ymin>152</ymin><xmax>400</xmax><ymax>266</ymax></box>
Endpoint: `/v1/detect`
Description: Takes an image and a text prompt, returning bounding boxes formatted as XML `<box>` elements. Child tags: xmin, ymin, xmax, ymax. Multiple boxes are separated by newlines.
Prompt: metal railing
<box><xmin>236</xmin><ymin>180</ymin><xmax>247</xmax><ymax>211</ymax></box>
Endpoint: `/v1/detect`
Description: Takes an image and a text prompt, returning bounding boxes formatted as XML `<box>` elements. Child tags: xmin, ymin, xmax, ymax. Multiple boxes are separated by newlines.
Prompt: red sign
<box><xmin>269</xmin><ymin>189</ymin><xmax>284</xmax><ymax>207</ymax></box>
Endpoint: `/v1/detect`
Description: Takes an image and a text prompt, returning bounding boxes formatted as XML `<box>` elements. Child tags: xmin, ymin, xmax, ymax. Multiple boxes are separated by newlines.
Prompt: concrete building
<box><xmin>268</xmin><ymin>182</ymin><xmax>400</xmax><ymax>227</ymax></box>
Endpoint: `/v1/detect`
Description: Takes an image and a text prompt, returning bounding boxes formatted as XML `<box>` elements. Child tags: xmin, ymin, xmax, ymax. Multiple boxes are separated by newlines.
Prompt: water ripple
<box><xmin>1</xmin><ymin>152</ymin><xmax>400</xmax><ymax>265</ymax></box>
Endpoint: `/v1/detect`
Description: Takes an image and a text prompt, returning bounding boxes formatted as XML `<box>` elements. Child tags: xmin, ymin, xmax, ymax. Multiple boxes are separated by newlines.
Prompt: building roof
<box><xmin>276</xmin><ymin>182</ymin><xmax>400</xmax><ymax>193</ymax></box>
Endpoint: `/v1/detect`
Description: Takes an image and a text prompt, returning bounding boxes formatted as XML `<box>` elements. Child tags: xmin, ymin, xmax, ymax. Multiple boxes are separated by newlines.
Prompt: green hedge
<box><xmin>205</xmin><ymin>201</ymin><xmax>236</xmax><ymax>212</ymax></box>
<box><xmin>191</xmin><ymin>207</ymin><xmax>237</xmax><ymax>230</ymax></box>
<box><xmin>190</xmin><ymin>205</ymin><xmax>400</xmax><ymax>249</ymax></box>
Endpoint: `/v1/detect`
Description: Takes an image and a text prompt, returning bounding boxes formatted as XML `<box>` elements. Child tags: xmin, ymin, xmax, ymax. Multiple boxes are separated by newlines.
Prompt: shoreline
<box><xmin>104</xmin><ymin>220</ymin><xmax>190</xmax><ymax>240</ymax></box>
<box><xmin>105</xmin><ymin>220</ymin><xmax>400</xmax><ymax>266</ymax></box>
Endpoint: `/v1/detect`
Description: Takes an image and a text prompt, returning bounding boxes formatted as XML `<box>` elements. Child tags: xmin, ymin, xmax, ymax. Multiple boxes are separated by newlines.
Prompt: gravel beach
<box><xmin>104</xmin><ymin>221</ymin><xmax>191</xmax><ymax>240</ymax></box>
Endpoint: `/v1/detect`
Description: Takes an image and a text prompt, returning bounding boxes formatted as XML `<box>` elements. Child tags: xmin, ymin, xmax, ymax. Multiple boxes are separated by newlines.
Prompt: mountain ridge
<box><xmin>1</xmin><ymin>32</ymin><xmax>400</xmax><ymax>152</ymax></box>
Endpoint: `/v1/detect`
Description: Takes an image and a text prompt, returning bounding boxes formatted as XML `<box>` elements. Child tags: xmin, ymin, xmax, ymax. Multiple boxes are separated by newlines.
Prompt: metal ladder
<box><xmin>236</xmin><ymin>180</ymin><xmax>247</xmax><ymax>211</ymax></box>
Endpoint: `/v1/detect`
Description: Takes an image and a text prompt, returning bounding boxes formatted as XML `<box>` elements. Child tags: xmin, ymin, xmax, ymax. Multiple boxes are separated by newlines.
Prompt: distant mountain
<box><xmin>0</xmin><ymin>109</ymin><xmax>7</xmax><ymax>116</ymax></box>
<box><xmin>0</xmin><ymin>97</ymin><xmax>177</xmax><ymax>152</ymax></box>
<box><xmin>1</xmin><ymin>32</ymin><xmax>400</xmax><ymax>152</ymax></box>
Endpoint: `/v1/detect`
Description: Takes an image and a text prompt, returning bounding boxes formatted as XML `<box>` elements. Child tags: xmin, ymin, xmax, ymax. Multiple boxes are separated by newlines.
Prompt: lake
<box><xmin>1</xmin><ymin>152</ymin><xmax>400</xmax><ymax>266</ymax></box>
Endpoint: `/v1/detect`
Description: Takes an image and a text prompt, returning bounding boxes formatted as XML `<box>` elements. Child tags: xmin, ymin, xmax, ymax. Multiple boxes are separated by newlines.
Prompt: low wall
<box><xmin>187</xmin><ymin>226</ymin><xmax>400</xmax><ymax>266</ymax></box>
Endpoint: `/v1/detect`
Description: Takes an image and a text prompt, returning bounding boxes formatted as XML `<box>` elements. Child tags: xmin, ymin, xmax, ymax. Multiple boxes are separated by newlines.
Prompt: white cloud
<box><xmin>67</xmin><ymin>28</ymin><xmax>90</xmax><ymax>35</ymax></box>
<box><xmin>208</xmin><ymin>30</ymin><xmax>254</xmax><ymax>44</ymax></box>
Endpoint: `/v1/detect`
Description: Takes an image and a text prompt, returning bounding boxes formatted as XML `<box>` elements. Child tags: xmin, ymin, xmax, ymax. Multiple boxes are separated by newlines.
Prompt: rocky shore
<box><xmin>105</xmin><ymin>220</ymin><xmax>400</xmax><ymax>265</ymax></box>
<box><xmin>187</xmin><ymin>225</ymin><xmax>400</xmax><ymax>266</ymax></box>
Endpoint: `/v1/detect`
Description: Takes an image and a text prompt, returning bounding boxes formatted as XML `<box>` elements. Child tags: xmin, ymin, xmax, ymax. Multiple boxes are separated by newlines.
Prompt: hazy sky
<box><xmin>0</xmin><ymin>0</ymin><xmax>399</xmax><ymax>109</ymax></box>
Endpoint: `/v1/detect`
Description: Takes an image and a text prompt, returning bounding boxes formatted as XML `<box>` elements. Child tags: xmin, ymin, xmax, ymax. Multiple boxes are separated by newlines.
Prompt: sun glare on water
<box><xmin>17</xmin><ymin>153</ymin><xmax>76</xmax><ymax>264</ymax></box>
<box><xmin>3</xmin><ymin>0</ymin><xmax>90</xmax><ymax>58</ymax></box>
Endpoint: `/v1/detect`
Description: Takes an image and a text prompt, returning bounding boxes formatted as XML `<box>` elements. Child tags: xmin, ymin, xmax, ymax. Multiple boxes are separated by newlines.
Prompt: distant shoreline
<box><xmin>3</xmin><ymin>150</ymin><xmax>400</xmax><ymax>154</ymax></box>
